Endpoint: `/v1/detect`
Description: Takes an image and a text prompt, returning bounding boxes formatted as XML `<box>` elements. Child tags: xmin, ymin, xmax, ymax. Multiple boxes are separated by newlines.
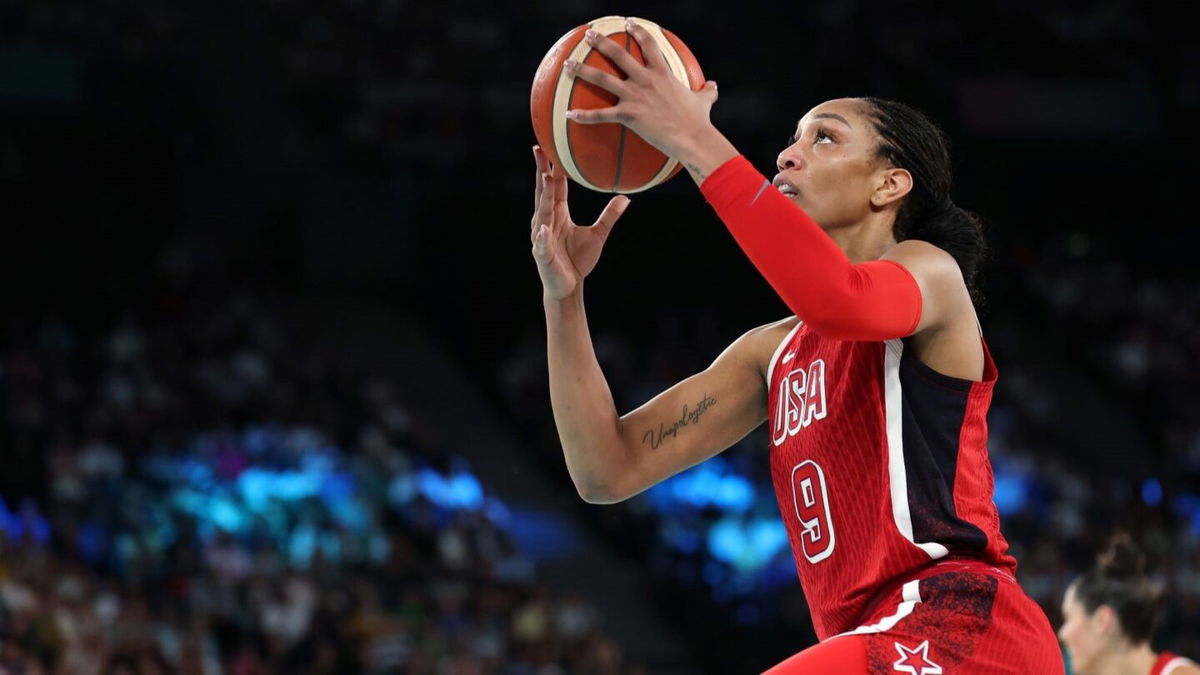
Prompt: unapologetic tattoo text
<box><xmin>643</xmin><ymin>394</ymin><xmax>717</xmax><ymax>450</ymax></box>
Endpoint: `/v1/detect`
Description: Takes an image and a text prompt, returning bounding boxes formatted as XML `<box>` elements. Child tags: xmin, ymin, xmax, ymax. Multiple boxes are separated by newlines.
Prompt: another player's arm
<box><xmin>546</xmin><ymin>296</ymin><xmax>780</xmax><ymax>504</ymax></box>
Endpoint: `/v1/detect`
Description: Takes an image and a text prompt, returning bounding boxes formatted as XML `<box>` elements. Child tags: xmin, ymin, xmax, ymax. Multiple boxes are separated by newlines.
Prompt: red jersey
<box><xmin>766</xmin><ymin>320</ymin><xmax>1016</xmax><ymax>639</ymax></box>
<box><xmin>1152</xmin><ymin>652</ymin><xmax>1198</xmax><ymax>675</ymax></box>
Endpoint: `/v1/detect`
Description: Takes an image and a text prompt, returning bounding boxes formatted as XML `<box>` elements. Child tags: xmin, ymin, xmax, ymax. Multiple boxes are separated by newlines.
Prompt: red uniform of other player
<box><xmin>1152</xmin><ymin>654</ymin><xmax>1200</xmax><ymax>675</ymax></box>
<box><xmin>533</xmin><ymin>19</ymin><xmax>1062</xmax><ymax>673</ymax></box>
<box><xmin>1060</xmin><ymin>535</ymin><xmax>1199</xmax><ymax>675</ymax></box>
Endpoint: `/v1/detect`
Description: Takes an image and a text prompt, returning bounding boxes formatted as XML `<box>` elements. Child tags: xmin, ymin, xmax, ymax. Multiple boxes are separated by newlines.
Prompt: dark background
<box><xmin>2</xmin><ymin>0</ymin><xmax>1198</xmax><ymax>673</ymax></box>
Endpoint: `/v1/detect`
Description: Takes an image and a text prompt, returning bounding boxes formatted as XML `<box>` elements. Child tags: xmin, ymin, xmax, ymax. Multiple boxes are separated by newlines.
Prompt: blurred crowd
<box><xmin>0</xmin><ymin>251</ymin><xmax>637</xmax><ymax>675</ymax></box>
<box><xmin>2</xmin><ymin>0</ymin><xmax>1194</xmax><ymax>171</ymax></box>
<box><xmin>1027</xmin><ymin>252</ymin><xmax>1200</xmax><ymax>477</ymax></box>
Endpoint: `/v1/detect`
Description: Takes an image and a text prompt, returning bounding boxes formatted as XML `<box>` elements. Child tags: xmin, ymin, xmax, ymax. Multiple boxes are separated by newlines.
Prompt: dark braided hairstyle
<box><xmin>1070</xmin><ymin>533</ymin><xmax>1162</xmax><ymax>643</ymax></box>
<box><xmin>858</xmin><ymin>98</ymin><xmax>988</xmax><ymax>305</ymax></box>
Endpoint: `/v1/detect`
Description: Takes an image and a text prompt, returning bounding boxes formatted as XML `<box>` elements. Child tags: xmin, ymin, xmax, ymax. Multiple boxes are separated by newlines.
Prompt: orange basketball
<box><xmin>530</xmin><ymin>16</ymin><xmax>705</xmax><ymax>194</ymax></box>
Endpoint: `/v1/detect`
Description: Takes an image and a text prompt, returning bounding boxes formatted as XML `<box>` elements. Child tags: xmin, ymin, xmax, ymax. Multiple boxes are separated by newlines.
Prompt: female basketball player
<box><xmin>530</xmin><ymin>20</ymin><xmax>1062</xmax><ymax>672</ymax></box>
<box><xmin>1060</xmin><ymin>535</ymin><xmax>1199</xmax><ymax>675</ymax></box>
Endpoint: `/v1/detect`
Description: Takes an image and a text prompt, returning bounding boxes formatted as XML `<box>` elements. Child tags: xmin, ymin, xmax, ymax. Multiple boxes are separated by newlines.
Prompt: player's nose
<box><xmin>776</xmin><ymin>147</ymin><xmax>805</xmax><ymax>173</ymax></box>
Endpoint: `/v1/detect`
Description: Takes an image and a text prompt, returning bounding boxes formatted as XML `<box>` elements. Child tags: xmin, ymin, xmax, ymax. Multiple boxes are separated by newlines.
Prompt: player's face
<box><xmin>773</xmin><ymin>98</ymin><xmax>890</xmax><ymax>231</ymax></box>
<box><xmin>1058</xmin><ymin>585</ymin><xmax>1108</xmax><ymax>674</ymax></box>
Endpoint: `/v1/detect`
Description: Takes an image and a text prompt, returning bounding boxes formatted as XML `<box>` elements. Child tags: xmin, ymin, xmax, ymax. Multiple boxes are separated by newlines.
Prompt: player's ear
<box><xmin>1091</xmin><ymin>605</ymin><xmax>1117</xmax><ymax>636</ymax></box>
<box><xmin>870</xmin><ymin>167</ymin><xmax>912</xmax><ymax>209</ymax></box>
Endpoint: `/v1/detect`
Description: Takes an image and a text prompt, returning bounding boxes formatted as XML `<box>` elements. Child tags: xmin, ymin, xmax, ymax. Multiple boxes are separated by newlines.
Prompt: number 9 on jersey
<box><xmin>791</xmin><ymin>460</ymin><xmax>836</xmax><ymax>564</ymax></box>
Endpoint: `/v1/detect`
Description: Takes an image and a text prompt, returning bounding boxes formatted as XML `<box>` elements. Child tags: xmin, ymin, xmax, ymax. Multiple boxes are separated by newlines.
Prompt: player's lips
<box><xmin>772</xmin><ymin>175</ymin><xmax>799</xmax><ymax>196</ymax></box>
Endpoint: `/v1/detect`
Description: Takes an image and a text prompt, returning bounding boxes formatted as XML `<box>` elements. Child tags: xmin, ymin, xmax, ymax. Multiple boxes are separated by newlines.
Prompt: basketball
<box><xmin>530</xmin><ymin>16</ymin><xmax>705</xmax><ymax>194</ymax></box>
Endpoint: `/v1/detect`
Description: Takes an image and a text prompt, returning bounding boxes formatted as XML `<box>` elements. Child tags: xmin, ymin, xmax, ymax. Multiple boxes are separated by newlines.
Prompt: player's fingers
<box><xmin>564</xmin><ymin>60</ymin><xmax>629</xmax><ymax>98</ymax></box>
<box><xmin>593</xmin><ymin>195</ymin><xmax>631</xmax><ymax>239</ymax></box>
<box><xmin>533</xmin><ymin>146</ymin><xmax>547</xmax><ymax>210</ymax></box>
<box><xmin>542</xmin><ymin>146</ymin><xmax>559</xmax><ymax>179</ymax></box>
<box><xmin>552</xmin><ymin>168</ymin><xmax>569</xmax><ymax>205</ymax></box>
<box><xmin>624</xmin><ymin>20</ymin><xmax>669</xmax><ymax>72</ymax></box>
<box><xmin>584</xmin><ymin>30</ymin><xmax>646</xmax><ymax>82</ymax></box>
<box><xmin>533</xmin><ymin>172</ymin><xmax>553</xmax><ymax>239</ymax></box>
<box><xmin>698</xmin><ymin>81</ymin><xmax>719</xmax><ymax>107</ymax></box>
<box><xmin>565</xmin><ymin>106</ymin><xmax>627</xmax><ymax>125</ymax></box>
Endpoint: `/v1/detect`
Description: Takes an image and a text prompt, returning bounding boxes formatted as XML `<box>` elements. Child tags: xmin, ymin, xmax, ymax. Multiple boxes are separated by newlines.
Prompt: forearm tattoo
<box><xmin>643</xmin><ymin>394</ymin><xmax>717</xmax><ymax>450</ymax></box>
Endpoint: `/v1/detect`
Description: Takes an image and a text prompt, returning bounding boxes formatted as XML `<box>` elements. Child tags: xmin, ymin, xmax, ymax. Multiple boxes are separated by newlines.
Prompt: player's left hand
<box><xmin>563</xmin><ymin>20</ymin><xmax>719</xmax><ymax>159</ymax></box>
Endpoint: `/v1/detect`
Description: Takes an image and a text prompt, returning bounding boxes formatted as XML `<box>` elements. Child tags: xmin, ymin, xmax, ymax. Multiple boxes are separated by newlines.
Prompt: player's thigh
<box><xmin>763</xmin><ymin>634</ymin><xmax>868</xmax><ymax>674</ymax></box>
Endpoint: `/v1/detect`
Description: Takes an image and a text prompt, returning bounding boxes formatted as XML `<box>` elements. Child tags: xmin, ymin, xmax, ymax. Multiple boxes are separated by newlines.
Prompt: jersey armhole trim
<box><xmin>766</xmin><ymin>320</ymin><xmax>805</xmax><ymax>385</ymax></box>
<box><xmin>1163</xmin><ymin>657</ymin><xmax>1198</xmax><ymax>675</ymax></box>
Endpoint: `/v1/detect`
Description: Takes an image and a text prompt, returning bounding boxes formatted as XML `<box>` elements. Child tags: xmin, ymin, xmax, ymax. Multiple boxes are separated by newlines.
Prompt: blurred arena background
<box><xmin>1</xmin><ymin>0</ymin><xmax>1198</xmax><ymax>673</ymax></box>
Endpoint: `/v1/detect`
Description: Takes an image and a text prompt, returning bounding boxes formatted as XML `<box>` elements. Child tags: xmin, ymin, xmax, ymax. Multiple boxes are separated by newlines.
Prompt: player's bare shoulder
<box><xmin>708</xmin><ymin>317</ymin><xmax>798</xmax><ymax>383</ymax></box>
<box><xmin>743</xmin><ymin>316</ymin><xmax>802</xmax><ymax>383</ymax></box>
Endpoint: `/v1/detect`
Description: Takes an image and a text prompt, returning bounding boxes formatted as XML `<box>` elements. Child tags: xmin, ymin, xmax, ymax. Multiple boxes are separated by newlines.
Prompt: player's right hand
<box><xmin>531</xmin><ymin>145</ymin><xmax>630</xmax><ymax>301</ymax></box>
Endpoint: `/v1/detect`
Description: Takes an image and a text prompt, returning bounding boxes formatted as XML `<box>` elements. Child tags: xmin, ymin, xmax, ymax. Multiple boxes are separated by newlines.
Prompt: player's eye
<box><xmin>814</xmin><ymin>128</ymin><xmax>834</xmax><ymax>144</ymax></box>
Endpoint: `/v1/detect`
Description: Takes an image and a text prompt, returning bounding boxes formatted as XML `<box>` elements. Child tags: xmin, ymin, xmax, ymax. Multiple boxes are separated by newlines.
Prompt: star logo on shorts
<box><xmin>893</xmin><ymin>640</ymin><xmax>943</xmax><ymax>675</ymax></box>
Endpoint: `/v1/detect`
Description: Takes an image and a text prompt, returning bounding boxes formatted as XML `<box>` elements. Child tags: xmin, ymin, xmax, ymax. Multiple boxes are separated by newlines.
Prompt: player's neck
<box><xmin>827</xmin><ymin>216</ymin><xmax>898</xmax><ymax>264</ymax></box>
<box><xmin>1098</xmin><ymin>642</ymin><xmax>1158</xmax><ymax>675</ymax></box>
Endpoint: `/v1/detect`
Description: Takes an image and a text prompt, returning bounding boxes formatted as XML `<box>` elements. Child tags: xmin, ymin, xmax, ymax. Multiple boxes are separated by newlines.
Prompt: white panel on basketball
<box><xmin>551</xmin><ymin>24</ymin><xmax>605</xmax><ymax>191</ymax></box>
<box><xmin>625</xmin><ymin>17</ymin><xmax>688</xmax><ymax>193</ymax></box>
<box><xmin>550</xmin><ymin>16</ymin><xmax>692</xmax><ymax>194</ymax></box>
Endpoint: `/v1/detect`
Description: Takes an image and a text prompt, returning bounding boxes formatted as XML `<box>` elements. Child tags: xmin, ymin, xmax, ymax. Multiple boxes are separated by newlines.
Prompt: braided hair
<box><xmin>859</xmin><ymin>98</ymin><xmax>988</xmax><ymax>305</ymax></box>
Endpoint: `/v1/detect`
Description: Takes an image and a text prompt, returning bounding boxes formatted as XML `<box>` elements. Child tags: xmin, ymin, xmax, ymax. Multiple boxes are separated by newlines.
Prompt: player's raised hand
<box><xmin>563</xmin><ymin>20</ymin><xmax>719</xmax><ymax>159</ymax></box>
<box><xmin>531</xmin><ymin>145</ymin><xmax>630</xmax><ymax>301</ymax></box>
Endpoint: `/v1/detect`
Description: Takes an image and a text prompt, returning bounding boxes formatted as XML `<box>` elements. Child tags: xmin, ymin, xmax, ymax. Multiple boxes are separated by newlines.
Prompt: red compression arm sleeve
<box><xmin>700</xmin><ymin>155</ymin><xmax>922</xmax><ymax>341</ymax></box>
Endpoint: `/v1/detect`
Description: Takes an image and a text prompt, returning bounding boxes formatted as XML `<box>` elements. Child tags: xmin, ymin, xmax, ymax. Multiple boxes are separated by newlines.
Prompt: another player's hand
<box><xmin>531</xmin><ymin>145</ymin><xmax>630</xmax><ymax>301</ymax></box>
<box><xmin>563</xmin><ymin>20</ymin><xmax>719</xmax><ymax>159</ymax></box>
